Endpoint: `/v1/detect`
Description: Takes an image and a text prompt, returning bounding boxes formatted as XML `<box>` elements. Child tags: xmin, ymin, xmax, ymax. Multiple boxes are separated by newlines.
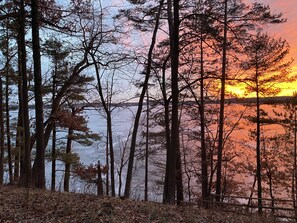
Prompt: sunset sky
<box><xmin>238</xmin><ymin>0</ymin><xmax>297</xmax><ymax>97</ymax></box>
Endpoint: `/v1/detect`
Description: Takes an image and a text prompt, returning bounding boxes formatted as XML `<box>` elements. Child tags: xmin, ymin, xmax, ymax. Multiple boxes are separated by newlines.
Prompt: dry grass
<box><xmin>0</xmin><ymin>186</ymin><xmax>277</xmax><ymax>222</ymax></box>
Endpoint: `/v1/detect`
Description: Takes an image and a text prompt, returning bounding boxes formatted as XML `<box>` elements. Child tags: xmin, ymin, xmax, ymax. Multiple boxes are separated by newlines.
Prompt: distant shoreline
<box><xmin>8</xmin><ymin>96</ymin><xmax>295</xmax><ymax>110</ymax></box>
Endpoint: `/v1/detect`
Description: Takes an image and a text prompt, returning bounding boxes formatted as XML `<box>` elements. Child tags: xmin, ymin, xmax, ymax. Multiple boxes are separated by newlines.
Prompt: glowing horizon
<box><xmin>226</xmin><ymin>66</ymin><xmax>297</xmax><ymax>98</ymax></box>
<box><xmin>235</xmin><ymin>0</ymin><xmax>297</xmax><ymax>98</ymax></box>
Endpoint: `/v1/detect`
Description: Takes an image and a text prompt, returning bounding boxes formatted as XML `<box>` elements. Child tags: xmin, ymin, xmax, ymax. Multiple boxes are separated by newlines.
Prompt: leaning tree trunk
<box><xmin>124</xmin><ymin>0</ymin><xmax>164</xmax><ymax>198</ymax></box>
<box><xmin>90</xmin><ymin>53</ymin><xmax>116</xmax><ymax>197</ymax></box>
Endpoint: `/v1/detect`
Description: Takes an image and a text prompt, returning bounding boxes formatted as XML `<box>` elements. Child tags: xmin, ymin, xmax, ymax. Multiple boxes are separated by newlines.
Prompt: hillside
<box><xmin>0</xmin><ymin>186</ymin><xmax>277</xmax><ymax>223</ymax></box>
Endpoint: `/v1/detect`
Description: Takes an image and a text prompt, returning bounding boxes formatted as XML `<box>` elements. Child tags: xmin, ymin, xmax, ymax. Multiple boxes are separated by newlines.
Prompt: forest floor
<box><xmin>0</xmin><ymin>186</ymin><xmax>279</xmax><ymax>223</ymax></box>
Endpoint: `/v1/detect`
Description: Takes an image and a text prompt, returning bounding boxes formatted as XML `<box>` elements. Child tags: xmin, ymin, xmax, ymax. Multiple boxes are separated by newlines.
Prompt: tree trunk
<box><xmin>42</xmin><ymin>44</ymin><xmax>91</xmax><ymax>153</ymax></box>
<box><xmin>31</xmin><ymin>0</ymin><xmax>45</xmax><ymax>189</ymax></box>
<box><xmin>162</xmin><ymin>64</ymin><xmax>171</xmax><ymax>203</ymax></box>
<box><xmin>293</xmin><ymin>101</ymin><xmax>297</xmax><ymax>217</ymax></box>
<box><xmin>145</xmin><ymin>91</ymin><xmax>149</xmax><ymax>201</ymax></box>
<box><xmin>14</xmin><ymin>110</ymin><xmax>22</xmax><ymax>182</ymax></box>
<box><xmin>18</xmin><ymin>0</ymin><xmax>31</xmax><ymax>188</ymax></box>
<box><xmin>124</xmin><ymin>0</ymin><xmax>164</xmax><ymax>198</ymax></box>
<box><xmin>97</xmin><ymin>161</ymin><xmax>104</xmax><ymax>196</ymax></box>
<box><xmin>51</xmin><ymin>65</ymin><xmax>57</xmax><ymax>191</ymax></box>
<box><xmin>267</xmin><ymin>170</ymin><xmax>275</xmax><ymax>213</ymax></box>
<box><xmin>215</xmin><ymin>0</ymin><xmax>228</xmax><ymax>202</ymax></box>
<box><xmin>200</xmin><ymin>30</ymin><xmax>208</xmax><ymax>205</ymax></box>
<box><xmin>5</xmin><ymin>24</ymin><xmax>13</xmax><ymax>183</ymax></box>
<box><xmin>176</xmin><ymin>140</ymin><xmax>184</xmax><ymax>205</ymax></box>
<box><xmin>164</xmin><ymin>0</ymin><xmax>180</xmax><ymax>205</ymax></box>
<box><xmin>256</xmin><ymin>69</ymin><xmax>263</xmax><ymax>214</ymax></box>
<box><xmin>247</xmin><ymin>175</ymin><xmax>257</xmax><ymax>208</ymax></box>
<box><xmin>106</xmin><ymin>127</ymin><xmax>109</xmax><ymax>196</ymax></box>
<box><xmin>106</xmin><ymin>113</ymin><xmax>115</xmax><ymax>196</ymax></box>
<box><xmin>64</xmin><ymin>126</ymin><xmax>73</xmax><ymax>192</ymax></box>
<box><xmin>89</xmin><ymin>51</ymin><xmax>115</xmax><ymax>196</ymax></box>
<box><xmin>51</xmin><ymin>122</ymin><xmax>56</xmax><ymax>191</ymax></box>
<box><xmin>0</xmin><ymin>77</ymin><xmax>4</xmax><ymax>185</ymax></box>
<box><xmin>163</xmin><ymin>0</ymin><xmax>173</xmax><ymax>204</ymax></box>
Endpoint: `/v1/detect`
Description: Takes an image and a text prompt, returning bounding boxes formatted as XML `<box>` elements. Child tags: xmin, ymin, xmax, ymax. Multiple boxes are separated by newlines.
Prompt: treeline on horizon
<box><xmin>0</xmin><ymin>0</ymin><xmax>297</xmax><ymax>217</ymax></box>
<box><xmin>6</xmin><ymin>95</ymin><xmax>295</xmax><ymax>110</ymax></box>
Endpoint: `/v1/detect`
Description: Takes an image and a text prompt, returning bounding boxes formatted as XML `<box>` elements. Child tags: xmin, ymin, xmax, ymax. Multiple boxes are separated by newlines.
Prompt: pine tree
<box><xmin>240</xmin><ymin>32</ymin><xmax>292</xmax><ymax>214</ymax></box>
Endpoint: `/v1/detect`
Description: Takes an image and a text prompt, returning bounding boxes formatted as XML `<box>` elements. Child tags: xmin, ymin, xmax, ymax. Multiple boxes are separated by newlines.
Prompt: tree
<box><xmin>273</xmin><ymin>93</ymin><xmax>297</xmax><ymax>213</ymax></box>
<box><xmin>56</xmin><ymin>102</ymin><xmax>98</xmax><ymax>192</ymax></box>
<box><xmin>240</xmin><ymin>32</ymin><xmax>292</xmax><ymax>214</ymax></box>
<box><xmin>162</xmin><ymin>0</ymin><xmax>180</xmax><ymax>205</ymax></box>
<box><xmin>89</xmin><ymin>54</ymin><xmax>117</xmax><ymax>197</ymax></box>
<box><xmin>4</xmin><ymin>45</ymin><xmax>14</xmax><ymax>185</ymax></box>
<box><xmin>124</xmin><ymin>0</ymin><xmax>164</xmax><ymax>198</ymax></box>
<box><xmin>31</xmin><ymin>0</ymin><xmax>45</xmax><ymax>189</ymax></box>
<box><xmin>0</xmin><ymin>16</ymin><xmax>15</xmax><ymax>183</ymax></box>
<box><xmin>215</xmin><ymin>0</ymin><xmax>228</xmax><ymax>203</ymax></box>
<box><xmin>197</xmin><ymin>0</ymin><xmax>287</xmax><ymax>203</ymax></box>
<box><xmin>42</xmin><ymin>37</ymin><xmax>70</xmax><ymax>191</ymax></box>
<box><xmin>18</xmin><ymin>0</ymin><xmax>31</xmax><ymax>188</ymax></box>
